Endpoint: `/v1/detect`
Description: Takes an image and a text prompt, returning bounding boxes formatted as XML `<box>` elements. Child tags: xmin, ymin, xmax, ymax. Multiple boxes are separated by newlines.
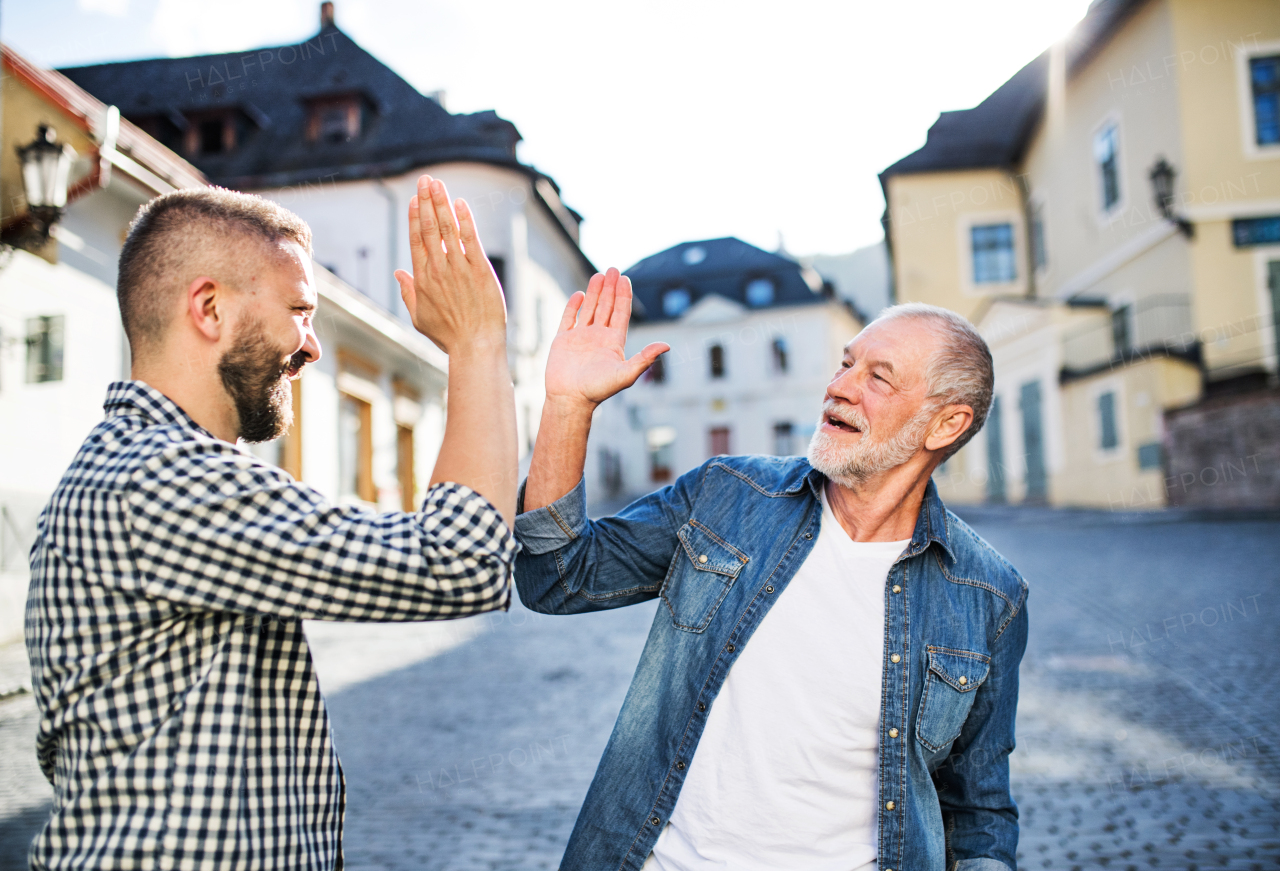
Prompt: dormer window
<box><xmin>307</xmin><ymin>95</ymin><xmax>364</xmax><ymax>144</ymax></box>
<box><xmin>183</xmin><ymin>110</ymin><xmax>242</xmax><ymax>156</ymax></box>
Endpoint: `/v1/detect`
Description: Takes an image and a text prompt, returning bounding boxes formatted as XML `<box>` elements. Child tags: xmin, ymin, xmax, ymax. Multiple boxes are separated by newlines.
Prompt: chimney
<box><xmin>320</xmin><ymin>2</ymin><xmax>335</xmax><ymax>29</ymax></box>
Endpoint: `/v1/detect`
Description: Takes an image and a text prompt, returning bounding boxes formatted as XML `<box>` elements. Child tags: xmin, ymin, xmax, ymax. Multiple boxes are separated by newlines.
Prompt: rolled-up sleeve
<box><xmin>514</xmin><ymin>477</ymin><xmax>588</xmax><ymax>555</ymax></box>
<box><xmin>122</xmin><ymin>439</ymin><xmax>517</xmax><ymax>622</ymax></box>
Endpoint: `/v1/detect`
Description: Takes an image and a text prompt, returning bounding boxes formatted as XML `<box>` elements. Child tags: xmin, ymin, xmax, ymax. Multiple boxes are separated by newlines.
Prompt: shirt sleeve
<box><xmin>122</xmin><ymin>438</ymin><xmax>516</xmax><ymax>622</ymax></box>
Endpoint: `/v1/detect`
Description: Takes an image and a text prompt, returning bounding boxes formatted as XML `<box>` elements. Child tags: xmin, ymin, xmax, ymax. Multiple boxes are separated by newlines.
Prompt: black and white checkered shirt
<box><xmin>25</xmin><ymin>381</ymin><xmax>517</xmax><ymax>870</ymax></box>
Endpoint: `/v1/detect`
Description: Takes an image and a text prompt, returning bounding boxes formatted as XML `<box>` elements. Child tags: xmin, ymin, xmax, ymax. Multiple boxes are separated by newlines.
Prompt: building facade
<box><xmin>586</xmin><ymin>237</ymin><xmax>863</xmax><ymax>507</ymax></box>
<box><xmin>0</xmin><ymin>46</ymin><xmax>450</xmax><ymax>648</ymax></box>
<box><xmin>59</xmin><ymin>2</ymin><xmax>595</xmax><ymax>461</ymax></box>
<box><xmin>880</xmin><ymin>0</ymin><xmax>1280</xmax><ymax>509</ymax></box>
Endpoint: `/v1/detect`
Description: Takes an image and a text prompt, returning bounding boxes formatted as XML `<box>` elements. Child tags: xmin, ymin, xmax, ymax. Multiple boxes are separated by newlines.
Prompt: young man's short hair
<box><xmin>117</xmin><ymin>187</ymin><xmax>313</xmax><ymax>357</ymax></box>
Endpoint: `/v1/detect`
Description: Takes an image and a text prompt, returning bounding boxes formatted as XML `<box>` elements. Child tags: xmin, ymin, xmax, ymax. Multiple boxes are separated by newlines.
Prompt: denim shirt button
<box><xmin>698</xmin><ymin>554</ymin><xmax>708</xmax><ymax>564</ymax></box>
<box><xmin>892</xmin><ymin>584</ymin><xmax>901</xmax><ymax>593</ymax></box>
<box><xmin>650</xmin><ymin>815</ymin><xmax>661</xmax><ymax>826</ymax></box>
<box><xmin>885</xmin><ymin>801</ymin><xmax>895</xmax><ymax>810</ymax></box>
<box><xmin>726</xmin><ymin>643</ymin><xmax>736</xmax><ymax>653</ymax></box>
<box><xmin>697</xmin><ymin>702</ymin><xmax>706</xmax><ymax>712</ymax></box>
<box><xmin>804</xmin><ymin>532</ymin><xmax>813</xmax><ymax>540</ymax></box>
<box><xmin>765</xmin><ymin>585</ymin><xmax>775</xmax><ymax>594</ymax></box>
<box><xmin>888</xmin><ymin>728</ymin><xmax>899</xmax><ymax>738</ymax></box>
<box><xmin>676</xmin><ymin>760</ymin><xmax>685</xmax><ymax>770</ymax></box>
<box><xmin>890</xmin><ymin>654</ymin><xmax>901</xmax><ymax>663</ymax></box>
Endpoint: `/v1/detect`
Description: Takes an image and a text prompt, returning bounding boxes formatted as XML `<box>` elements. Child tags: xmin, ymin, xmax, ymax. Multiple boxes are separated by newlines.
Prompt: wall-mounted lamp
<box><xmin>1148</xmin><ymin>157</ymin><xmax>1194</xmax><ymax>239</ymax></box>
<box><xmin>1</xmin><ymin>124</ymin><xmax>77</xmax><ymax>251</ymax></box>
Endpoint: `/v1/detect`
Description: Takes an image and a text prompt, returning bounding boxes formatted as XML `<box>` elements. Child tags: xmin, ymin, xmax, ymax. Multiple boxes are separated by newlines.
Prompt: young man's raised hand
<box><xmin>394</xmin><ymin>175</ymin><xmax>517</xmax><ymax>523</ymax></box>
<box><xmin>525</xmin><ymin>268</ymin><xmax>668</xmax><ymax>513</ymax></box>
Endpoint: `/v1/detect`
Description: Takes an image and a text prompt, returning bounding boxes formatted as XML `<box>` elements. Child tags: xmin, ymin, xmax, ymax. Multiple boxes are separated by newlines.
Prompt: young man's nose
<box><xmin>300</xmin><ymin>326</ymin><xmax>322</xmax><ymax>364</ymax></box>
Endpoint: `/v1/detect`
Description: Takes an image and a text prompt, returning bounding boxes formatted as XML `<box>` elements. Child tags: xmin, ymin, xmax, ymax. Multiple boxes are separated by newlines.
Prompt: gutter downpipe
<box><xmin>375</xmin><ymin>176</ymin><xmax>398</xmax><ymax>313</ymax></box>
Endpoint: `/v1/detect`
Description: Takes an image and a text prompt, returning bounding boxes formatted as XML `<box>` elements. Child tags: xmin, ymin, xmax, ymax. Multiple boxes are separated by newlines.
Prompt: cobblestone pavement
<box><xmin>1</xmin><ymin>509</ymin><xmax>1277</xmax><ymax>869</ymax></box>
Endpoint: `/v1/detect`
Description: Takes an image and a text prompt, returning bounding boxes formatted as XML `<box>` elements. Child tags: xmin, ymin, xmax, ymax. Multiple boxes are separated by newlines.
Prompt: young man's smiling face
<box><xmin>808</xmin><ymin>316</ymin><xmax>942</xmax><ymax>486</ymax></box>
<box><xmin>217</xmin><ymin>240</ymin><xmax>321</xmax><ymax>443</ymax></box>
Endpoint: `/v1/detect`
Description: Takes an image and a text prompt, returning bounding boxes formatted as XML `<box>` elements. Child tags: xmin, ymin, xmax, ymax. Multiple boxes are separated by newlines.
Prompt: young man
<box><xmin>515</xmin><ymin>271</ymin><xmax>1028</xmax><ymax>871</ymax></box>
<box><xmin>26</xmin><ymin>178</ymin><xmax>516</xmax><ymax>869</ymax></box>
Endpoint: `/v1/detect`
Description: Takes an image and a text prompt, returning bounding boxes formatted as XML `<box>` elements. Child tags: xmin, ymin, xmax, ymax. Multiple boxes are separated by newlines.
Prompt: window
<box><xmin>708</xmin><ymin>426</ymin><xmax>731</xmax><ymax>457</ymax></box>
<box><xmin>647</xmin><ymin>426</ymin><xmax>676</xmax><ymax>483</ymax></box>
<box><xmin>745</xmin><ymin>277</ymin><xmax>775</xmax><ymax>307</ymax></box>
<box><xmin>249</xmin><ymin>377</ymin><xmax>303</xmax><ymax>480</ymax></box>
<box><xmin>339</xmin><ymin>393</ymin><xmax>375</xmax><ymax>502</ymax></box>
<box><xmin>26</xmin><ymin>315</ymin><xmax>64</xmax><ymax>383</ymax></box>
<box><xmin>488</xmin><ymin>256</ymin><xmax>506</xmax><ymax>290</ymax></box>
<box><xmin>1094</xmin><ymin>123</ymin><xmax>1121</xmax><ymax>212</ymax></box>
<box><xmin>708</xmin><ymin>343</ymin><xmax>726</xmax><ymax>379</ymax></box>
<box><xmin>1137</xmin><ymin>442</ymin><xmax>1162</xmax><ymax>470</ymax></box>
<box><xmin>971</xmin><ymin>224</ymin><xmax>1017</xmax><ymax>284</ymax></box>
<box><xmin>644</xmin><ymin>354</ymin><xmax>666</xmax><ymax>384</ymax></box>
<box><xmin>183</xmin><ymin>112</ymin><xmax>241</xmax><ymax>155</ymax></box>
<box><xmin>1097</xmin><ymin>391</ymin><xmax>1119</xmax><ymax>451</ymax></box>
<box><xmin>1030</xmin><ymin>204</ymin><xmax>1047</xmax><ymax>271</ymax></box>
<box><xmin>1110</xmin><ymin>305</ymin><xmax>1131</xmax><ymax>355</ymax></box>
<box><xmin>397</xmin><ymin>425</ymin><xmax>415</xmax><ymax>512</ymax></box>
<box><xmin>1232</xmin><ymin>215</ymin><xmax>1280</xmax><ymax>247</ymax></box>
<box><xmin>599</xmin><ymin>448</ymin><xmax>624</xmax><ymax>498</ymax></box>
<box><xmin>683</xmin><ymin>246</ymin><xmax>707</xmax><ymax>265</ymax></box>
<box><xmin>663</xmin><ymin>288</ymin><xmax>691</xmax><ymax>317</ymax></box>
<box><xmin>307</xmin><ymin>95</ymin><xmax>363</xmax><ymax>144</ymax></box>
<box><xmin>773</xmin><ymin>422</ymin><xmax>795</xmax><ymax>456</ymax></box>
<box><xmin>770</xmin><ymin>337</ymin><xmax>788</xmax><ymax>374</ymax></box>
<box><xmin>1250</xmin><ymin>55</ymin><xmax>1280</xmax><ymax>146</ymax></box>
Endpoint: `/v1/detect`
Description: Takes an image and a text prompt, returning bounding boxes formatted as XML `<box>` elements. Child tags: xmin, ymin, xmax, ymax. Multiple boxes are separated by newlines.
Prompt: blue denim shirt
<box><xmin>515</xmin><ymin>456</ymin><xmax>1028</xmax><ymax>871</ymax></box>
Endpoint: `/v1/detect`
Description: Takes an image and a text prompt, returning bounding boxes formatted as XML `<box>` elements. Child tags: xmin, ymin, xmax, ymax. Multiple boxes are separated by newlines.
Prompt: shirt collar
<box><xmin>792</xmin><ymin>460</ymin><xmax>956</xmax><ymax>564</ymax></box>
<box><xmin>103</xmin><ymin>380</ymin><xmax>215</xmax><ymax>438</ymax></box>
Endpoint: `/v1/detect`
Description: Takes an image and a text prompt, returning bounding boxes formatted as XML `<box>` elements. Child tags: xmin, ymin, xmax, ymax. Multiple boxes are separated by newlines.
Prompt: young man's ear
<box><xmin>187</xmin><ymin>277</ymin><xmax>224</xmax><ymax>342</ymax></box>
<box><xmin>926</xmin><ymin>405</ymin><xmax>974</xmax><ymax>453</ymax></box>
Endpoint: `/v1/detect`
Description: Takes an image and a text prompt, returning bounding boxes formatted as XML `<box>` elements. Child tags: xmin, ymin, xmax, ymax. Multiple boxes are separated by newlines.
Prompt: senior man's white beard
<box><xmin>807</xmin><ymin>402</ymin><xmax>935</xmax><ymax>489</ymax></box>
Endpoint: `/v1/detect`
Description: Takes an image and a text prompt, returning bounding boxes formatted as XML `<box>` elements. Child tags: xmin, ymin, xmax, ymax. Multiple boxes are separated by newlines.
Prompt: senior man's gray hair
<box><xmin>867</xmin><ymin>302</ymin><xmax>994</xmax><ymax>460</ymax></box>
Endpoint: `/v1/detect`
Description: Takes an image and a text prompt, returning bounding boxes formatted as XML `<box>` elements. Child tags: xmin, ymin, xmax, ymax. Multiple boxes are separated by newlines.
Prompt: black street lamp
<box><xmin>2</xmin><ymin>124</ymin><xmax>77</xmax><ymax>250</ymax></box>
<box><xmin>1148</xmin><ymin>157</ymin><xmax>1194</xmax><ymax>238</ymax></box>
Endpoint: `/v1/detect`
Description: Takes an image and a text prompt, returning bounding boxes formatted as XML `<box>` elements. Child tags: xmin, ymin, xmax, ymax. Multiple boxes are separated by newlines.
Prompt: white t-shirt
<box><xmin>644</xmin><ymin>486</ymin><xmax>908</xmax><ymax>871</ymax></box>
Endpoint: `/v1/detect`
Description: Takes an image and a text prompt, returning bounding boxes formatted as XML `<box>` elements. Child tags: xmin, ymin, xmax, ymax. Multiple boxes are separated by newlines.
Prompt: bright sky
<box><xmin>4</xmin><ymin>0</ymin><xmax>1093</xmax><ymax>270</ymax></box>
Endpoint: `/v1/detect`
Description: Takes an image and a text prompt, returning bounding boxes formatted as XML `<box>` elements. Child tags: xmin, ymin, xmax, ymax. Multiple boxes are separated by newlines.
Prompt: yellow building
<box><xmin>880</xmin><ymin>0</ymin><xmax>1280</xmax><ymax>509</ymax></box>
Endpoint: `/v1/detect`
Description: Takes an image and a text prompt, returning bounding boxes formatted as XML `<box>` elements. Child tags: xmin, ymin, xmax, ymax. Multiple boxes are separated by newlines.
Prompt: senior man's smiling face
<box><xmin>807</xmin><ymin>316</ymin><xmax>942</xmax><ymax>487</ymax></box>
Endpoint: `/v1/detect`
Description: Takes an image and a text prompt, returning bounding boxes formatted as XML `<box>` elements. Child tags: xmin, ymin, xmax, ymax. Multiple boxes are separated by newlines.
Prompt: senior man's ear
<box><xmin>925</xmin><ymin>405</ymin><xmax>974</xmax><ymax>452</ymax></box>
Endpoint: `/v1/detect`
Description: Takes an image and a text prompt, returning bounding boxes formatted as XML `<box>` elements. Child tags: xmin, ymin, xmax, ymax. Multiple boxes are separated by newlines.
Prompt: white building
<box><xmin>0</xmin><ymin>47</ymin><xmax>450</xmax><ymax>649</ymax></box>
<box><xmin>61</xmin><ymin>3</ymin><xmax>595</xmax><ymax>461</ymax></box>
<box><xmin>586</xmin><ymin>238</ymin><xmax>863</xmax><ymax>507</ymax></box>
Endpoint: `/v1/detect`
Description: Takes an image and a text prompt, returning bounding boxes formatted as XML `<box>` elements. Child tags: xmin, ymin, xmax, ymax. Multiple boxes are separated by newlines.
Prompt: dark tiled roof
<box><xmin>879</xmin><ymin>0</ymin><xmax>1147</xmax><ymax>180</ymax></box>
<box><xmin>625</xmin><ymin>237</ymin><xmax>827</xmax><ymax>322</ymax></box>
<box><xmin>58</xmin><ymin>26</ymin><xmax>533</xmax><ymax>191</ymax></box>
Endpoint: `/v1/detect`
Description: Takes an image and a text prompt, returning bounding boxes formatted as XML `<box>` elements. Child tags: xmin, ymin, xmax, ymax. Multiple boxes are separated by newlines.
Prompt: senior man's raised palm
<box><xmin>545</xmin><ymin>268</ymin><xmax>669</xmax><ymax>410</ymax></box>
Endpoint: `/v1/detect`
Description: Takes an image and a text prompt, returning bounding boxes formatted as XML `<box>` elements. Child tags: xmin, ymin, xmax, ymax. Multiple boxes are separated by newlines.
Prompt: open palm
<box><xmin>546</xmin><ymin>268</ymin><xmax>669</xmax><ymax>408</ymax></box>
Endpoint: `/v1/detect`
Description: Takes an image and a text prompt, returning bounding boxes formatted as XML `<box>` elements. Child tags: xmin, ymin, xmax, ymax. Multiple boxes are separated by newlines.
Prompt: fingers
<box><xmin>394</xmin><ymin>269</ymin><xmax>416</xmax><ymax>318</ymax></box>
<box><xmin>428</xmin><ymin>178</ymin><xmax>460</xmax><ymax>253</ymax></box>
<box><xmin>607</xmin><ymin>274</ymin><xmax>633</xmax><ymax>331</ymax></box>
<box><xmin>455</xmin><ymin>198</ymin><xmax>486</xmax><ymax>264</ymax></box>
<box><xmin>579</xmin><ymin>272</ymin><xmax>605</xmax><ymax>326</ymax></box>
<box><xmin>622</xmin><ymin>342</ymin><xmax>671</xmax><ymax>387</ymax></box>
<box><xmin>557</xmin><ymin>292</ymin><xmax>585</xmax><ymax>333</ymax></box>
<box><xmin>407</xmin><ymin>196</ymin><xmax>425</xmax><ymax>266</ymax></box>
<box><xmin>591</xmin><ymin>268</ymin><xmax>619</xmax><ymax>327</ymax></box>
<box><xmin>416</xmin><ymin>176</ymin><xmax>443</xmax><ymax>262</ymax></box>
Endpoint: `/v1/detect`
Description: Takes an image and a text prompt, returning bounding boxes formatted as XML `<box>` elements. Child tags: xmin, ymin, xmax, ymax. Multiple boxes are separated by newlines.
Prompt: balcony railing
<box><xmin>1062</xmin><ymin>295</ymin><xmax>1196</xmax><ymax>375</ymax></box>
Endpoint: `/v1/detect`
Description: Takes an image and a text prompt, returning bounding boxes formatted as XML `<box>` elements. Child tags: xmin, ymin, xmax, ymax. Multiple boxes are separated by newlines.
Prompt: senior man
<box><xmin>26</xmin><ymin>178</ymin><xmax>515</xmax><ymax>869</ymax></box>
<box><xmin>515</xmin><ymin>271</ymin><xmax>1028</xmax><ymax>871</ymax></box>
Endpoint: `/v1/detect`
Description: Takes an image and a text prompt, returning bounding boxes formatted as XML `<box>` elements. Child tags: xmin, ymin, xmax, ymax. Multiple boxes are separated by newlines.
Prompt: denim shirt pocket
<box><xmin>915</xmin><ymin>646</ymin><xmax>991</xmax><ymax>753</ymax></box>
<box><xmin>661</xmin><ymin>520</ymin><xmax>750</xmax><ymax>633</ymax></box>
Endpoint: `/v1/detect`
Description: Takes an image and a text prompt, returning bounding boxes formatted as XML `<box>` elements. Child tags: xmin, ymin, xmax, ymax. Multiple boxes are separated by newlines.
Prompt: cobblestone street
<box><xmin>1</xmin><ymin>508</ymin><xmax>1277</xmax><ymax>869</ymax></box>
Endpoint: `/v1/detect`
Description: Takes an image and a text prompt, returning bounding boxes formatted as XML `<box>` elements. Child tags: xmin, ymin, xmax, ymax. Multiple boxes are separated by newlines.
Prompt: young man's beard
<box><xmin>217</xmin><ymin>317</ymin><xmax>306</xmax><ymax>444</ymax></box>
<box><xmin>807</xmin><ymin>401</ymin><xmax>935</xmax><ymax>489</ymax></box>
